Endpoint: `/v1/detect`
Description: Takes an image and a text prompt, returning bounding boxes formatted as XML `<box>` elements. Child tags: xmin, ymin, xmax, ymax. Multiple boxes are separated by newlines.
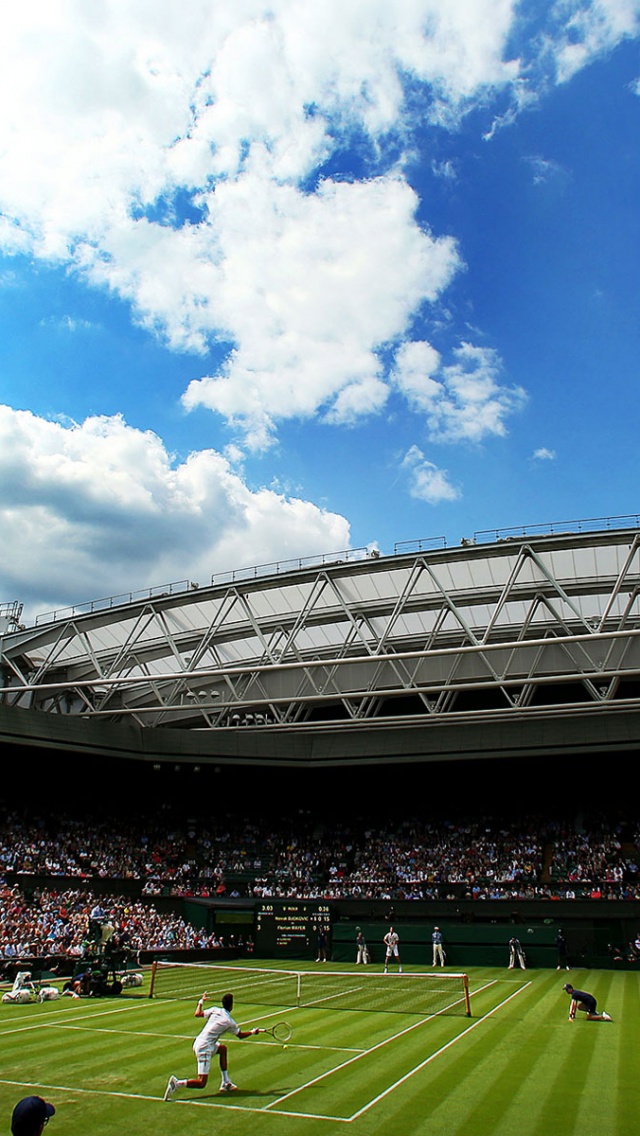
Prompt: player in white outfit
<box><xmin>383</xmin><ymin>927</ymin><xmax>402</xmax><ymax>973</ymax></box>
<box><xmin>164</xmin><ymin>992</ymin><xmax>259</xmax><ymax>1099</ymax></box>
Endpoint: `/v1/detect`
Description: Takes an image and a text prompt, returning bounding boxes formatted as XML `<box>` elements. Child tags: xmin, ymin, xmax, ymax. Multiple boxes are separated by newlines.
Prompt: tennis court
<box><xmin>0</xmin><ymin>964</ymin><xmax>636</xmax><ymax>1135</ymax></box>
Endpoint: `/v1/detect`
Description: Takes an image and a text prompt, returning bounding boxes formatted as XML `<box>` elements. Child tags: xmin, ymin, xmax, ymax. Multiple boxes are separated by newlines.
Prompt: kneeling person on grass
<box><xmin>164</xmin><ymin>991</ymin><xmax>260</xmax><ymax>1099</ymax></box>
<box><xmin>563</xmin><ymin>983</ymin><xmax>612</xmax><ymax>1021</ymax></box>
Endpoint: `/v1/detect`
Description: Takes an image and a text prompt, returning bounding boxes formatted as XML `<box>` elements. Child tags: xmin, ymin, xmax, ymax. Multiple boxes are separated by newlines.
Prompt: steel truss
<box><xmin>1</xmin><ymin>528</ymin><xmax>640</xmax><ymax>756</ymax></box>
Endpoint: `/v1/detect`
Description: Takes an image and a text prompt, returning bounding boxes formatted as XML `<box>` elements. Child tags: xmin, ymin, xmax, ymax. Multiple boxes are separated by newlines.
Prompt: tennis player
<box><xmin>383</xmin><ymin>926</ymin><xmax>402</xmax><ymax>973</ymax></box>
<box><xmin>164</xmin><ymin>991</ymin><xmax>259</xmax><ymax>1099</ymax></box>
<box><xmin>563</xmin><ymin>983</ymin><xmax>612</xmax><ymax>1021</ymax></box>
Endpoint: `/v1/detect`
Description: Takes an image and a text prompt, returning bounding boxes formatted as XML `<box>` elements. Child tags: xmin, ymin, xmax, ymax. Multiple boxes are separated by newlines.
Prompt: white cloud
<box><xmin>523</xmin><ymin>155</ymin><xmax>569</xmax><ymax>186</ymax></box>
<box><xmin>391</xmin><ymin>340</ymin><xmax>527</xmax><ymax>443</ymax></box>
<box><xmin>431</xmin><ymin>159</ymin><xmax>458</xmax><ymax>180</ymax></box>
<box><xmin>483</xmin><ymin>1</ymin><xmax>640</xmax><ymax>137</ymax></box>
<box><xmin>532</xmin><ymin>446</ymin><xmax>556</xmax><ymax>461</ymax></box>
<box><xmin>0</xmin><ymin>405</ymin><xmax>350</xmax><ymax>615</ymax></box>
<box><xmin>401</xmin><ymin>445</ymin><xmax>460</xmax><ymax>503</ymax></box>
<box><xmin>0</xmin><ymin>0</ymin><xmax>521</xmax><ymax>448</ymax></box>
<box><xmin>0</xmin><ymin>0</ymin><xmax>635</xmax><ymax>505</ymax></box>
<box><xmin>181</xmin><ymin>174</ymin><xmax>459</xmax><ymax>445</ymax></box>
<box><xmin>0</xmin><ymin>2</ymin><xmax>520</xmax><ymax>255</ymax></box>
<box><xmin>39</xmin><ymin>315</ymin><xmax>97</xmax><ymax>333</ymax></box>
<box><xmin>548</xmin><ymin>0</ymin><xmax>640</xmax><ymax>84</ymax></box>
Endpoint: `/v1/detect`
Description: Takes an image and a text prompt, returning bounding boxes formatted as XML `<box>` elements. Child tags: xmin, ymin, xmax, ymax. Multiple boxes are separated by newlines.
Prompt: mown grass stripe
<box><xmin>0</xmin><ymin>966</ymin><xmax>638</xmax><ymax>1134</ymax></box>
<box><xmin>613</xmin><ymin>972</ymin><xmax>640</xmax><ymax>1135</ymax></box>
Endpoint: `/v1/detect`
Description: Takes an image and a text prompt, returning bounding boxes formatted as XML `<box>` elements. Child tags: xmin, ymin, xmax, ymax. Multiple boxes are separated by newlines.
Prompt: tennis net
<box><xmin>149</xmin><ymin>961</ymin><xmax>471</xmax><ymax>1016</ymax></box>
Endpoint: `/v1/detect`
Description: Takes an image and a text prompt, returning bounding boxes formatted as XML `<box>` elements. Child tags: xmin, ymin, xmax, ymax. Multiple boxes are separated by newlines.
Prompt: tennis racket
<box><xmin>259</xmin><ymin>1021</ymin><xmax>292</xmax><ymax>1042</ymax></box>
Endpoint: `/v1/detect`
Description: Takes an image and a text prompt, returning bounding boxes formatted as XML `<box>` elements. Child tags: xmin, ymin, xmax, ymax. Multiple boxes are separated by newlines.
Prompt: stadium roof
<box><xmin>2</xmin><ymin>523</ymin><xmax>640</xmax><ymax>767</ymax></box>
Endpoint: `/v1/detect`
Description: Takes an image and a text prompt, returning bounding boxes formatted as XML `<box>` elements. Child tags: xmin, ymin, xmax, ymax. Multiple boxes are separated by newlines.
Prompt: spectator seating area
<box><xmin>1</xmin><ymin>807</ymin><xmax>638</xmax><ymax>914</ymax></box>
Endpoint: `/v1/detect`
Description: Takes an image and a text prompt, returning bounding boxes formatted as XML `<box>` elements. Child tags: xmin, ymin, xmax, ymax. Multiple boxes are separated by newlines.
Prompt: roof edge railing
<box><xmin>473</xmin><ymin>513</ymin><xmax>640</xmax><ymax>544</ymax></box>
<box><xmin>33</xmin><ymin>580</ymin><xmax>191</xmax><ymax>627</ymax></box>
<box><xmin>18</xmin><ymin>513</ymin><xmax>640</xmax><ymax>630</ymax></box>
<box><xmin>210</xmin><ymin>545</ymin><xmax>373</xmax><ymax>587</ymax></box>
<box><xmin>31</xmin><ymin>547</ymin><xmax>375</xmax><ymax>628</ymax></box>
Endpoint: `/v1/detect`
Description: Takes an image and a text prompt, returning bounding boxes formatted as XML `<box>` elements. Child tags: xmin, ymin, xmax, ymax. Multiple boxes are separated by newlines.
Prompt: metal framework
<box><xmin>2</xmin><ymin>527</ymin><xmax>640</xmax><ymax>765</ymax></box>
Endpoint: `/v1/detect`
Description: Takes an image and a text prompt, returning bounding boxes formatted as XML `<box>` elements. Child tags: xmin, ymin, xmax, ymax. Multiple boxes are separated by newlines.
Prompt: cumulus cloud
<box><xmin>181</xmin><ymin>175</ymin><xmax>459</xmax><ymax>445</ymax></box>
<box><xmin>0</xmin><ymin>0</ymin><xmax>636</xmax><ymax>614</ymax></box>
<box><xmin>0</xmin><ymin>405</ymin><xmax>350</xmax><ymax>615</ymax></box>
<box><xmin>532</xmin><ymin>446</ymin><xmax>556</xmax><ymax>461</ymax></box>
<box><xmin>0</xmin><ymin>2</ymin><xmax>632</xmax><ymax>450</ymax></box>
<box><xmin>401</xmin><ymin>445</ymin><xmax>460</xmax><ymax>503</ymax></box>
<box><xmin>0</xmin><ymin>0</ymin><xmax>519</xmax><ymax>449</ymax></box>
<box><xmin>391</xmin><ymin>340</ymin><xmax>527</xmax><ymax>443</ymax></box>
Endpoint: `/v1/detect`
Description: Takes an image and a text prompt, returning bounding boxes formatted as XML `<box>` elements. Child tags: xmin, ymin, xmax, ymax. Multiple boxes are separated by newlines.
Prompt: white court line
<box><xmin>51</xmin><ymin>1023</ymin><xmax>363</xmax><ymax>1053</ymax></box>
<box><xmin>265</xmin><ymin>991</ymin><xmax>474</xmax><ymax>1111</ymax></box>
<box><xmin>0</xmin><ymin>977</ymin><xmax>522</xmax><ymax>1125</ymax></box>
<box><xmin>302</xmin><ymin>984</ymin><xmax>371</xmax><ymax>1009</ymax></box>
<box><xmin>0</xmin><ymin>998</ymin><xmax>283</xmax><ymax>1039</ymax></box>
<box><xmin>0</xmin><ymin>1078</ymin><xmax>175</xmax><ymax>1106</ymax></box>
<box><xmin>266</xmin><ymin>979</ymin><xmax>526</xmax><ymax>1119</ymax></box>
<box><xmin>0</xmin><ymin>985</ymin><xmax>526</xmax><ymax>1126</ymax></box>
<box><xmin>348</xmin><ymin>980</ymin><xmax>531</xmax><ymax>1121</ymax></box>
<box><xmin>6</xmin><ymin>997</ymin><xmax>362</xmax><ymax>1054</ymax></box>
<box><xmin>0</xmin><ymin>999</ymin><xmax>150</xmax><ymax>1038</ymax></box>
<box><xmin>48</xmin><ymin>1025</ymin><xmax>194</xmax><ymax>1040</ymax></box>
<box><xmin>0</xmin><ymin>1076</ymin><xmax>349</xmax><ymax>1122</ymax></box>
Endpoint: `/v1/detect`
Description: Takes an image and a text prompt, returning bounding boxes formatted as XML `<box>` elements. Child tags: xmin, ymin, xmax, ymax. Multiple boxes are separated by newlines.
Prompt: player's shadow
<box><xmin>200</xmin><ymin>1087</ymin><xmax>294</xmax><ymax>1100</ymax></box>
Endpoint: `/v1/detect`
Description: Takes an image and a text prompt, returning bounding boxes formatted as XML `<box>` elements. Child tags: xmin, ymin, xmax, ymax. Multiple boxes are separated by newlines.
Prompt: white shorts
<box><xmin>193</xmin><ymin>1039</ymin><xmax>220</xmax><ymax>1075</ymax></box>
<box><xmin>385</xmin><ymin>945</ymin><xmax>400</xmax><ymax>957</ymax></box>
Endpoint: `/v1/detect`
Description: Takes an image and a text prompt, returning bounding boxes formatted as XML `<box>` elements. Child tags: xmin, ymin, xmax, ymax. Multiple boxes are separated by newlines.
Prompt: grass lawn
<box><xmin>0</xmin><ymin>963</ymin><xmax>637</xmax><ymax>1135</ymax></box>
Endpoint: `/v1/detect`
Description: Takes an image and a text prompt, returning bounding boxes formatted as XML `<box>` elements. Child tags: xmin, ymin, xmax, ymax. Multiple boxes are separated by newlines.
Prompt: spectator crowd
<box><xmin>0</xmin><ymin>883</ymin><xmax>229</xmax><ymax>962</ymax></box>
<box><xmin>0</xmin><ymin>807</ymin><xmax>638</xmax><ymax>911</ymax></box>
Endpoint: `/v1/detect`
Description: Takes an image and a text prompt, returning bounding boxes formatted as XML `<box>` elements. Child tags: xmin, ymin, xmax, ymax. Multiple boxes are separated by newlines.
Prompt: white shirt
<box><xmin>195</xmin><ymin>1006</ymin><xmax>240</xmax><ymax>1047</ymax></box>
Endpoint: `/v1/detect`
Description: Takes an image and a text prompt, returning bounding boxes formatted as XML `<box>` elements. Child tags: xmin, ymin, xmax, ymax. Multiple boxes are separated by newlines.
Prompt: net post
<box><xmin>149</xmin><ymin>959</ymin><xmax>158</xmax><ymax>999</ymax></box>
<box><xmin>462</xmin><ymin>973</ymin><xmax>471</xmax><ymax>1016</ymax></box>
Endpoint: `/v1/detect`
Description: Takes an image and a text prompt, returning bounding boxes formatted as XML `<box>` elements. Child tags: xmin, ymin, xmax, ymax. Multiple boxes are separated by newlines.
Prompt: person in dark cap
<box><xmin>11</xmin><ymin>1096</ymin><xmax>55</xmax><ymax>1136</ymax></box>
<box><xmin>563</xmin><ymin>983</ymin><xmax>612</xmax><ymax>1021</ymax></box>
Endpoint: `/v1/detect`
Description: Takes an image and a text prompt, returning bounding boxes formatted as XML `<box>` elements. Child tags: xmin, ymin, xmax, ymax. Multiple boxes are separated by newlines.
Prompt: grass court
<box><xmin>0</xmin><ymin>962</ymin><xmax>637</xmax><ymax>1136</ymax></box>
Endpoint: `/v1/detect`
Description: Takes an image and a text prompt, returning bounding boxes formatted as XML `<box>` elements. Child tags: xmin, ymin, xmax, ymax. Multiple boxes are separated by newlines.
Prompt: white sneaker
<box><xmin>164</xmin><ymin>1076</ymin><xmax>178</xmax><ymax>1101</ymax></box>
<box><xmin>602</xmin><ymin>1011</ymin><xmax>612</xmax><ymax>1021</ymax></box>
<box><xmin>220</xmin><ymin>1081</ymin><xmax>238</xmax><ymax>1092</ymax></box>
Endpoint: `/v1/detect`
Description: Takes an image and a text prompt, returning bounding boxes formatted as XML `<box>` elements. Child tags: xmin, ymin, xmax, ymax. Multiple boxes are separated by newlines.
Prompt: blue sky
<box><xmin>1</xmin><ymin>1</ymin><xmax>639</xmax><ymax>618</ymax></box>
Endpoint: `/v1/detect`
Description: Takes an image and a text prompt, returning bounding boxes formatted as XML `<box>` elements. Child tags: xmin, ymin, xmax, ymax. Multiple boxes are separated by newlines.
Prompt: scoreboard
<box><xmin>255</xmin><ymin>902</ymin><xmax>332</xmax><ymax>956</ymax></box>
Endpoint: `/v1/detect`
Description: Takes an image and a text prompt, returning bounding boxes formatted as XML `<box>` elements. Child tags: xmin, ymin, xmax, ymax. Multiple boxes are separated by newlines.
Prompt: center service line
<box><xmin>265</xmin><ymin>988</ymin><xmax>473</xmax><ymax>1113</ymax></box>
